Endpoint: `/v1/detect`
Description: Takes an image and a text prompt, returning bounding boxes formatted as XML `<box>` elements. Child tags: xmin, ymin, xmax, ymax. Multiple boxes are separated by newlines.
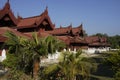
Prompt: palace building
<box><xmin>0</xmin><ymin>1</ymin><xmax>110</xmax><ymax>52</ymax></box>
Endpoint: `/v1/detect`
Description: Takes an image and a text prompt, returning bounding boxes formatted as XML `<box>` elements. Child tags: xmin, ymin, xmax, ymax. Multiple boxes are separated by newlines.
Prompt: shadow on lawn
<box><xmin>91</xmin><ymin>57</ymin><xmax>115</xmax><ymax>78</ymax></box>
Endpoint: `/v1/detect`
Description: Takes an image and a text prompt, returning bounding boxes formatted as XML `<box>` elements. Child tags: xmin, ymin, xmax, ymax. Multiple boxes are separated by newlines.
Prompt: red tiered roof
<box><xmin>46</xmin><ymin>24</ymin><xmax>83</xmax><ymax>36</ymax></box>
<box><xmin>46</xmin><ymin>27</ymin><xmax>71</xmax><ymax>35</ymax></box>
<box><xmin>17</xmin><ymin>7</ymin><xmax>55</xmax><ymax>30</ymax></box>
<box><xmin>0</xmin><ymin>27</ymin><xmax>30</xmax><ymax>42</ymax></box>
<box><xmin>71</xmin><ymin>24</ymin><xmax>83</xmax><ymax>36</ymax></box>
<box><xmin>0</xmin><ymin>36</ymin><xmax>7</xmax><ymax>42</ymax></box>
<box><xmin>0</xmin><ymin>1</ymin><xmax>54</xmax><ymax>30</ymax></box>
<box><xmin>85</xmin><ymin>36</ymin><xmax>100</xmax><ymax>43</ymax></box>
<box><xmin>38</xmin><ymin>31</ymin><xmax>50</xmax><ymax>37</ymax></box>
<box><xmin>0</xmin><ymin>1</ymin><xmax>110</xmax><ymax>50</ymax></box>
<box><xmin>85</xmin><ymin>36</ymin><xmax>110</xmax><ymax>47</ymax></box>
<box><xmin>70</xmin><ymin>36</ymin><xmax>87</xmax><ymax>44</ymax></box>
<box><xmin>0</xmin><ymin>1</ymin><xmax>18</xmax><ymax>26</ymax></box>
<box><xmin>56</xmin><ymin>36</ymin><xmax>70</xmax><ymax>45</ymax></box>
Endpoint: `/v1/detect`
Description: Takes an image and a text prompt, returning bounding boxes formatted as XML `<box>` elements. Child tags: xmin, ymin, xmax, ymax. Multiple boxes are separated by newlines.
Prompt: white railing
<box><xmin>82</xmin><ymin>47</ymin><xmax>110</xmax><ymax>54</ymax></box>
<box><xmin>41</xmin><ymin>47</ymin><xmax>111</xmax><ymax>66</ymax></box>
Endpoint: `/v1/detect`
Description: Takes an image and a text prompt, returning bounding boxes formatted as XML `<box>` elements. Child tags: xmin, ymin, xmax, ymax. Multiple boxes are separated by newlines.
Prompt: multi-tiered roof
<box><xmin>0</xmin><ymin>1</ymin><xmax>110</xmax><ymax>50</ymax></box>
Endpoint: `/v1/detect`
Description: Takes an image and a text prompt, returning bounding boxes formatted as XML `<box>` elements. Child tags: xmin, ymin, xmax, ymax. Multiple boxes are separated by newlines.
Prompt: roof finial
<box><xmin>45</xmin><ymin>6</ymin><xmax>48</xmax><ymax>14</ymax></box>
<box><xmin>81</xmin><ymin>22</ymin><xmax>83</xmax><ymax>27</ymax></box>
<box><xmin>46</xmin><ymin>6</ymin><xmax>48</xmax><ymax>10</ymax></box>
<box><xmin>17</xmin><ymin>12</ymin><xmax>19</xmax><ymax>16</ymax></box>
<box><xmin>60</xmin><ymin>25</ymin><xmax>62</xmax><ymax>28</ymax></box>
<box><xmin>7</xmin><ymin>0</ymin><xmax>9</xmax><ymax>3</ymax></box>
<box><xmin>4</xmin><ymin>0</ymin><xmax>10</xmax><ymax>9</ymax></box>
<box><xmin>17</xmin><ymin>12</ymin><xmax>22</xmax><ymax>20</ymax></box>
<box><xmin>70</xmin><ymin>23</ymin><xmax>72</xmax><ymax>26</ymax></box>
<box><xmin>69</xmin><ymin>23</ymin><xmax>72</xmax><ymax>28</ymax></box>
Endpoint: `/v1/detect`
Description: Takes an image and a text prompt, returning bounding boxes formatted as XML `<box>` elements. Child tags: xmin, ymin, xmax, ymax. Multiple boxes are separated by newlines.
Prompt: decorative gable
<box><xmin>0</xmin><ymin>0</ymin><xmax>18</xmax><ymax>27</ymax></box>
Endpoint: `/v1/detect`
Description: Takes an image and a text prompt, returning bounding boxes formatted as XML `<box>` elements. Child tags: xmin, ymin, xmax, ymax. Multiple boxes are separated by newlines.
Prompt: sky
<box><xmin>0</xmin><ymin>0</ymin><xmax>120</xmax><ymax>36</ymax></box>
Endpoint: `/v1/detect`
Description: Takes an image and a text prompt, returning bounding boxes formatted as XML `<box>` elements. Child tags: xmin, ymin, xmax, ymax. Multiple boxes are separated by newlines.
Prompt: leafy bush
<box><xmin>105</xmin><ymin>49</ymin><xmax>120</xmax><ymax>79</ymax></box>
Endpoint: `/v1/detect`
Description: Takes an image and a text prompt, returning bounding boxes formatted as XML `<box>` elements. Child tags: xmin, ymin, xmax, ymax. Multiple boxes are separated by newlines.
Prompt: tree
<box><xmin>4</xmin><ymin>31</ymin><xmax>25</xmax><ymax>55</ymax></box>
<box><xmin>2</xmin><ymin>53</ymin><xmax>18</xmax><ymax>69</ymax></box>
<box><xmin>3</xmin><ymin>31</ymin><xmax>66</xmax><ymax>79</ymax></box>
<box><xmin>3</xmin><ymin>31</ymin><xmax>28</xmax><ymax>71</ymax></box>
<box><xmin>92</xmin><ymin>33</ymin><xmax>120</xmax><ymax>48</ymax></box>
<box><xmin>108</xmin><ymin>35</ymin><xmax>120</xmax><ymax>48</ymax></box>
<box><xmin>44</xmin><ymin>50</ymin><xmax>96</xmax><ymax>80</ymax></box>
<box><xmin>45</xmin><ymin>36</ymin><xmax>65</xmax><ymax>53</ymax></box>
<box><xmin>28</xmin><ymin>34</ymin><xmax>65</xmax><ymax>79</ymax></box>
<box><xmin>2</xmin><ymin>31</ymin><xmax>33</xmax><ymax>80</ymax></box>
<box><xmin>92</xmin><ymin>33</ymin><xmax>108</xmax><ymax>38</ymax></box>
<box><xmin>105</xmin><ymin>49</ymin><xmax>120</xmax><ymax>79</ymax></box>
<box><xmin>59</xmin><ymin>50</ymin><xmax>94</xmax><ymax>80</ymax></box>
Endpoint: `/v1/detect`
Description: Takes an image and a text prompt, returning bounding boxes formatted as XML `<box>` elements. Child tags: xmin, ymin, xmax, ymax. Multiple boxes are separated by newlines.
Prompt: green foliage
<box><xmin>30</xmin><ymin>34</ymin><xmax>65</xmax><ymax>57</ymax></box>
<box><xmin>2</xmin><ymin>53</ymin><xmax>33</xmax><ymax>80</ymax></box>
<box><xmin>108</xmin><ymin>35</ymin><xmax>120</xmax><ymax>48</ymax></box>
<box><xmin>59</xmin><ymin>51</ymin><xmax>91</xmax><ymax>80</ymax></box>
<box><xmin>92</xmin><ymin>33</ymin><xmax>120</xmax><ymax>48</ymax></box>
<box><xmin>44</xmin><ymin>64</ymin><xmax>58</xmax><ymax>75</ymax></box>
<box><xmin>115</xmin><ymin>69</ymin><xmax>120</xmax><ymax>80</ymax></box>
<box><xmin>5</xmin><ymin>70</ymin><xmax>33</xmax><ymax>80</ymax></box>
<box><xmin>2</xmin><ymin>53</ymin><xmax>18</xmax><ymax>69</ymax></box>
<box><xmin>3</xmin><ymin>31</ymin><xmax>66</xmax><ymax>79</ymax></box>
<box><xmin>105</xmin><ymin>49</ymin><xmax>120</xmax><ymax>79</ymax></box>
<box><xmin>42</xmin><ymin>50</ymin><xmax>96</xmax><ymax>80</ymax></box>
<box><xmin>45</xmin><ymin>36</ymin><xmax>66</xmax><ymax>54</ymax></box>
<box><xmin>92</xmin><ymin>33</ymin><xmax>108</xmax><ymax>38</ymax></box>
<box><xmin>106</xmin><ymin>50</ymin><xmax>120</xmax><ymax>71</ymax></box>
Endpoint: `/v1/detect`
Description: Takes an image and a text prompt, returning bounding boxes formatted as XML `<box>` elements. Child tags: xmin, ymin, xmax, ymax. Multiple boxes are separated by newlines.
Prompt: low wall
<box><xmin>83</xmin><ymin>47</ymin><xmax>110</xmax><ymax>54</ymax></box>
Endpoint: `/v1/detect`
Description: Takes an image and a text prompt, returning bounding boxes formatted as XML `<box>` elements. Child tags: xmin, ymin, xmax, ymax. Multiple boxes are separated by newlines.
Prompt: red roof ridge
<box><xmin>22</xmin><ymin>15</ymin><xmax>41</xmax><ymax>20</ymax></box>
<box><xmin>0</xmin><ymin>27</ymin><xmax>29</xmax><ymax>38</ymax></box>
<box><xmin>17</xmin><ymin>7</ymin><xmax>55</xmax><ymax>30</ymax></box>
<box><xmin>59</xmin><ymin>24</ymin><xmax>72</xmax><ymax>29</ymax></box>
<box><xmin>3</xmin><ymin>0</ymin><xmax>10</xmax><ymax>10</ymax></box>
<box><xmin>59</xmin><ymin>23</ymin><xmax>83</xmax><ymax>30</ymax></box>
<box><xmin>56</xmin><ymin>27</ymin><xmax>70</xmax><ymax>29</ymax></box>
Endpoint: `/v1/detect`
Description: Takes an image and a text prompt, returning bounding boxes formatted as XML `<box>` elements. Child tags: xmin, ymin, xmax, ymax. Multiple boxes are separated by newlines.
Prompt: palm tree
<box><xmin>45</xmin><ymin>36</ymin><xmax>65</xmax><ymax>54</ymax></box>
<box><xmin>4</xmin><ymin>31</ymin><xmax>28</xmax><ymax>70</ymax></box>
<box><xmin>30</xmin><ymin>34</ymin><xmax>65</xmax><ymax>79</ymax></box>
<box><xmin>4</xmin><ymin>31</ymin><xmax>24</xmax><ymax>55</ymax></box>
<box><xmin>4</xmin><ymin>31</ymin><xmax>66</xmax><ymax>79</ymax></box>
<box><xmin>27</xmin><ymin>33</ymin><xmax>47</xmax><ymax>79</ymax></box>
<box><xmin>59</xmin><ymin>50</ymin><xmax>90</xmax><ymax>80</ymax></box>
<box><xmin>44</xmin><ymin>50</ymin><xmax>95</xmax><ymax>80</ymax></box>
<box><xmin>20</xmin><ymin>33</ymin><xmax>65</xmax><ymax>79</ymax></box>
